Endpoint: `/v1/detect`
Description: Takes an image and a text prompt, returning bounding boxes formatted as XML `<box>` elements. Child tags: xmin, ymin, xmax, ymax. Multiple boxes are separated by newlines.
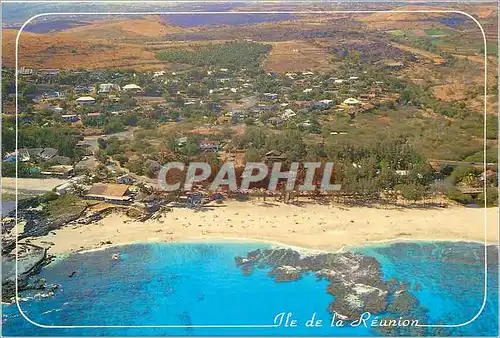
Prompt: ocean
<box><xmin>2</xmin><ymin>241</ymin><xmax>498</xmax><ymax>336</ymax></box>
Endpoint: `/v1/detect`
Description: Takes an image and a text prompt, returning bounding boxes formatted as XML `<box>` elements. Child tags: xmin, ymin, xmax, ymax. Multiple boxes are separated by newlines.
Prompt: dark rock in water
<box><xmin>240</xmin><ymin>264</ymin><xmax>254</xmax><ymax>276</ymax></box>
<box><xmin>247</xmin><ymin>249</ymin><xmax>262</xmax><ymax>260</ymax></box>
<box><xmin>268</xmin><ymin>266</ymin><xmax>302</xmax><ymax>282</ymax></box>
<box><xmin>234</xmin><ymin>249</ymin><xmax>261</xmax><ymax>266</ymax></box>
<box><xmin>386</xmin><ymin>278</ymin><xmax>399</xmax><ymax>292</ymax></box>
<box><xmin>387</xmin><ymin>290</ymin><xmax>418</xmax><ymax>315</ymax></box>
<box><xmin>2</xmin><ymin>243</ymin><xmax>47</xmax><ymax>301</ymax></box>
<box><xmin>47</xmin><ymin>283</ymin><xmax>60</xmax><ymax>293</ymax></box>
<box><xmin>236</xmin><ymin>248</ymin><xmax>389</xmax><ymax>320</ymax></box>
<box><xmin>234</xmin><ymin>246</ymin><xmax>449</xmax><ymax>329</ymax></box>
<box><xmin>326</xmin><ymin>279</ymin><xmax>388</xmax><ymax>320</ymax></box>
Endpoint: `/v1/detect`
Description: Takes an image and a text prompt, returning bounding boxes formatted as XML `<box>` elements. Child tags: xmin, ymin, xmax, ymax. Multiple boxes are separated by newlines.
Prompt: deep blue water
<box><xmin>2</xmin><ymin>241</ymin><xmax>498</xmax><ymax>336</ymax></box>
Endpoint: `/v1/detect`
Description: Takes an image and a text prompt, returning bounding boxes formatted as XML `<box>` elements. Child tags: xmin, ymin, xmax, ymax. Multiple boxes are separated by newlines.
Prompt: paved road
<box><xmin>2</xmin><ymin>177</ymin><xmax>68</xmax><ymax>192</ymax></box>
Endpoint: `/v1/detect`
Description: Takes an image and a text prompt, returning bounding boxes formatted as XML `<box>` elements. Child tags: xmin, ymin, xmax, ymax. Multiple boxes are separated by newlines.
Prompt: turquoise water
<box><xmin>354</xmin><ymin>241</ymin><xmax>499</xmax><ymax>336</ymax></box>
<box><xmin>2</xmin><ymin>241</ymin><xmax>498</xmax><ymax>336</ymax></box>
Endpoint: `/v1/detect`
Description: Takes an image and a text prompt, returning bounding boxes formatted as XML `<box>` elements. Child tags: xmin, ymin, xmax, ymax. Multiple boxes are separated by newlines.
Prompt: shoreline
<box><xmin>23</xmin><ymin>201</ymin><xmax>499</xmax><ymax>256</ymax></box>
<box><xmin>45</xmin><ymin>236</ymin><xmax>500</xmax><ymax>257</ymax></box>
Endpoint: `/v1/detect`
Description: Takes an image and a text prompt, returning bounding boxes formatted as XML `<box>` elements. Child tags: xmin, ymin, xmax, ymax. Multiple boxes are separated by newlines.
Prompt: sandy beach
<box><xmin>24</xmin><ymin>201</ymin><xmax>499</xmax><ymax>255</ymax></box>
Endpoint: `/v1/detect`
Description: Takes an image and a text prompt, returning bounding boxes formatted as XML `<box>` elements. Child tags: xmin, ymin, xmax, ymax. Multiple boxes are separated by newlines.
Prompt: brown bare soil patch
<box><xmin>190</xmin><ymin>126</ymin><xmax>221</xmax><ymax>136</ymax></box>
<box><xmin>354</xmin><ymin>5</ymin><xmax>467</xmax><ymax>31</ymax></box>
<box><xmin>467</xmin><ymin>94</ymin><xmax>498</xmax><ymax>115</ymax></box>
<box><xmin>377</xmin><ymin>115</ymin><xmax>391</xmax><ymax>125</ymax></box>
<box><xmin>452</xmin><ymin>54</ymin><xmax>486</xmax><ymax>65</ymax></box>
<box><xmin>357</xmin><ymin>6</ymin><xmax>450</xmax><ymax>30</ymax></box>
<box><xmin>3</xmin><ymin>29</ymin><xmax>166</xmax><ymax>70</ymax></box>
<box><xmin>262</xmin><ymin>40</ymin><xmax>332</xmax><ymax>73</ymax></box>
<box><xmin>60</xmin><ymin>16</ymin><xmax>190</xmax><ymax>40</ymax></box>
<box><xmin>231</xmin><ymin>124</ymin><xmax>246</xmax><ymax>136</ymax></box>
<box><xmin>2</xmin><ymin>17</ymin><xmax>197</xmax><ymax>70</ymax></box>
<box><xmin>413</xmin><ymin>29</ymin><xmax>428</xmax><ymax>37</ymax></box>
<box><xmin>462</xmin><ymin>5</ymin><xmax>497</xmax><ymax>19</ymax></box>
<box><xmin>432</xmin><ymin>83</ymin><xmax>468</xmax><ymax>101</ymax></box>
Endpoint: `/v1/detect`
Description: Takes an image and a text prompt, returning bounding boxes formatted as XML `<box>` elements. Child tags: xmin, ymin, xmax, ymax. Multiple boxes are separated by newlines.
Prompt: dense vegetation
<box><xmin>156</xmin><ymin>42</ymin><xmax>272</xmax><ymax>71</ymax></box>
<box><xmin>1</xmin><ymin>36</ymin><xmax>497</xmax><ymax>206</ymax></box>
<box><xmin>2</xmin><ymin>115</ymin><xmax>82</xmax><ymax>158</ymax></box>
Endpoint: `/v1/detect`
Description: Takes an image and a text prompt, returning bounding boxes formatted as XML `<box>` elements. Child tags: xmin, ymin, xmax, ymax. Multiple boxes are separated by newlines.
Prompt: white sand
<box><xmin>25</xmin><ymin>201</ymin><xmax>499</xmax><ymax>255</ymax></box>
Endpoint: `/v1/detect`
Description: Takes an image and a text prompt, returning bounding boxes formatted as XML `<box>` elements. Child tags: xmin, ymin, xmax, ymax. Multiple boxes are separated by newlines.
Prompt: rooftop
<box><xmin>86</xmin><ymin>183</ymin><xmax>131</xmax><ymax>200</ymax></box>
<box><xmin>76</xmin><ymin>96</ymin><xmax>95</xmax><ymax>101</ymax></box>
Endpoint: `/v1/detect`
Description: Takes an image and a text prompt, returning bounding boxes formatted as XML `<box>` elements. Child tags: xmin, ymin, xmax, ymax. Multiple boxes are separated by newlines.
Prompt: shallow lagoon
<box><xmin>2</xmin><ymin>241</ymin><xmax>498</xmax><ymax>336</ymax></box>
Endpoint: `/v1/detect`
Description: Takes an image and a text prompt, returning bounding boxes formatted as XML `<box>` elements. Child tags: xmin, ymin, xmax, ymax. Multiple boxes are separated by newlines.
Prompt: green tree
<box><xmin>244</xmin><ymin>148</ymin><xmax>262</xmax><ymax>163</ymax></box>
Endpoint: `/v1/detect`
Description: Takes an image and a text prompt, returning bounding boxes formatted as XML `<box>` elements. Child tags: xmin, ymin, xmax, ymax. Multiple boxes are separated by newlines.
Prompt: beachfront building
<box><xmin>55</xmin><ymin>182</ymin><xmax>73</xmax><ymax>195</ymax></box>
<box><xmin>85</xmin><ymin>183</ymin><xmax>132</xmax><ymax>204</ymax></box>
<box><xmin>76</xmin><ymin>96</ymin><xmax>96</xmax><ymax>106</ymax></box>
<box><xmin>40</xmin><ymin>165</ymin><xmax>74</xmax><ymax>178</ymax></box>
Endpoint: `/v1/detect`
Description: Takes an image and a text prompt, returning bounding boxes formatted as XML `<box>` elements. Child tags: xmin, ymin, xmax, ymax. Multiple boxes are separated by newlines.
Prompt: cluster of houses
<box><xmin>5</xmin><ymin>65</ymin><xmax>397</xmax><ymax>130</ymax></box>
<box><xmin>3</xmin><ymin>66</ymin><xmax>399</xmax><ymax>186</ymax></box>
<box><xmin>18</xmin><ymin>82</ymin><xmax>146</xmax><ymax>124</ymax></box>
<box><xmin>54</xmin><ymin>173</ymin><xmax>136</xmax><ymax>205</ymax></box>
<box><xmin>3</xmin><ymin>147</ymin><xmax>74</xmax><ymax>176</ymax></box>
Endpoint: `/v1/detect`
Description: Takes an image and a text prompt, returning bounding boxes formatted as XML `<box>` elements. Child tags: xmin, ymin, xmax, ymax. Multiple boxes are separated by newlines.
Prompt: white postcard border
<box><xmin>13</xmin><ymin>7</ymin><xmax>489</xmax><ymax>330</ymax></box>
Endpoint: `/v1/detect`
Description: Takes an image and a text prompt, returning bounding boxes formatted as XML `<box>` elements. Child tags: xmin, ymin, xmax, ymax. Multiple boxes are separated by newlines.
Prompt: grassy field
<box><xmin>424</xmin><ymin>28</ymin><xmax>453</xmax><ymax>36</ymax></box>
<box><xmin>486</xmin><ymin>42</ymin><xmax>498</xmax><ymax>56</ymax></box>
<box><xmin>389</xmin><ymin>30</ymin><xmax>405</xmax><ymax>36</ymax></box>
<box><xmin>430</xmin><ymin>38</ymin><xmax>446</xmax><ymax>47</ymax></box>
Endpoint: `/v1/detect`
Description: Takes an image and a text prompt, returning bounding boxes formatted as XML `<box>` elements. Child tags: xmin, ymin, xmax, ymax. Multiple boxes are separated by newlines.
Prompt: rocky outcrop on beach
<box><xmin>2</xmin><ymin>243</ymin><xmax>48</xmax><ymax>301</ymax></box>
<box><xmin>1</xmin><ymin>197</ymin><xmax>86</xmax><ymax>300</ymax></box>
<box><xmin>268</xmin><ymin>266</ymin><xmax>302</xmax><ymax>282</ymax></box>
<box><xmin>235</xmin><ymin>248</ymin><xmax>389</xmax><ymax>320</ymax></box>
<box><xmin>1</xmin><ymin>197</ymin><xmax>86</xmax><ymax>254</ymax></box>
